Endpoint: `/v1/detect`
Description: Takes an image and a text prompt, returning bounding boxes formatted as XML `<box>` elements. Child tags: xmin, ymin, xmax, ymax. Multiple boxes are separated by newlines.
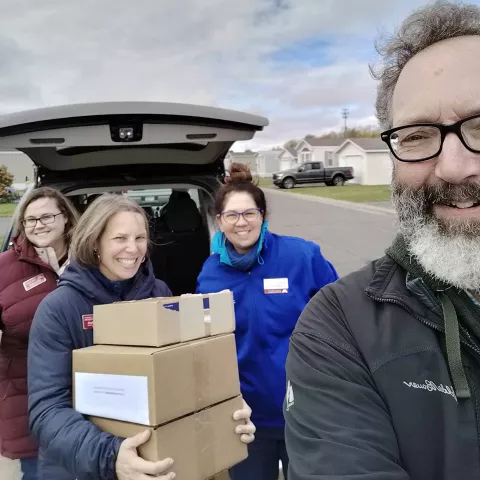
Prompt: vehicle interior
<box><xmin>0</xmin><ymin>102</ymin><xmax>268</xmax><ymax>297</ymax></box>
<box><xmin>63</xmin><ymin>184</ymin><xmax>214</xmax><ymax>296</ymax></box>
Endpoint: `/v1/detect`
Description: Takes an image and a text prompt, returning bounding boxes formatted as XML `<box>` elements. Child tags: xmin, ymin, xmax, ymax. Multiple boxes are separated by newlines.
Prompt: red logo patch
<box><xmin>82</xmin><ymin>314</ymin><xmax>93</xmax><ymax>330</ymax></box>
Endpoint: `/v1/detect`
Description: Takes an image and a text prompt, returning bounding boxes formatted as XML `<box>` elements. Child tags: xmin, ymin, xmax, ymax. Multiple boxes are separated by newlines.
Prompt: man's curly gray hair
<box><xmin>371</xmin><ymin>1</ymin><xmax>480</xmax><ymax>130</ymax></box>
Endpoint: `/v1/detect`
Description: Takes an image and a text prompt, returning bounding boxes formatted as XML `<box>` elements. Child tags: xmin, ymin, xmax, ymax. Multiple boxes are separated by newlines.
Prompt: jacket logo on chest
<box><xmin>82</xmin><ymin>314</ymin><xmax>94</xmax><ymax>330</ymax></box>
<box><xmin>23</xmin><ymin>274</ymin><xmax>47</xmax><ymax>291</ymax></box>
<box><xmin>403</xmin><ymin>379</ymin><xmax>457</xmax><ymax>402</ymax></box>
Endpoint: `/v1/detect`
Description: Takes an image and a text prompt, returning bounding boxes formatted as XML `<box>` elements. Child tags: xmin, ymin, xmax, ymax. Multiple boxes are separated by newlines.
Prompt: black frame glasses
<box><xmin>22</xmin><ymin>212</ymin><xmax>63</xmax><ymax>228</ymax></box>
<box><xmin>219</xmin><ymin>208</ymin><xmax>263</xmax><ymax>225</ymax></box>
<box><xmin>381</xmin><ymin>113</ymin><xmax>480</xmax><ymax>162</ymax></box>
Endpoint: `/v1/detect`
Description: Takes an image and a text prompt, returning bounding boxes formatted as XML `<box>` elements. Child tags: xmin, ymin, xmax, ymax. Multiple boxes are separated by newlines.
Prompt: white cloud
<box><xmin>0</xmin><ymin>0</ymin><xmax>466</xmax><ymax>149</ymax></box>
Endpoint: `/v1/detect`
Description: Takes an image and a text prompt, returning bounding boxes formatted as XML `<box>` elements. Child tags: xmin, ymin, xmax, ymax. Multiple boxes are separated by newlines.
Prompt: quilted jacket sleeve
<box><xmin>28</xmin><ymin>294</ymin><xmax>123</xmax><ymax>480</ymax></box>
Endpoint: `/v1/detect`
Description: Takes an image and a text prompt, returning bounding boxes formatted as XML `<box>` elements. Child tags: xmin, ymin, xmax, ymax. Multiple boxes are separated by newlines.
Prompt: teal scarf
<box><xmin>211</xmin><ymin>221</ymin><xmax>268</xmax><ymax>272</ymax></box>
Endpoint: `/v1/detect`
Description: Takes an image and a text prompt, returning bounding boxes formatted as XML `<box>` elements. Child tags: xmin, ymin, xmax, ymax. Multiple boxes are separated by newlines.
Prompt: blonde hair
<box><xmin>70</xmin><ymin>193</ymin><xmax>150</xmax><ymax>268</ymax></box>
<box><xmin>16</xmin><ymin>186</ymin><xmax>79</xmax><ymax>245</ymax></box>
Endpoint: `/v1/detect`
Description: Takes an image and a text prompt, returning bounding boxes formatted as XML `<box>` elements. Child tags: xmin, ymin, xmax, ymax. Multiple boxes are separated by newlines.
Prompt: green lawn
<box><xmin>287</xmin><ymin>184</ymin><xmax>392</xmax><ymax>203</ymax></box>
<box><xmin>0</xmin><ymin>203</ymin><xmax>16</xmax><ymax>217</ymax></box>
<box><xmin>257</xmin><ymin>177</ymin><xmax>273</xmax><ymax>188</ymax></box>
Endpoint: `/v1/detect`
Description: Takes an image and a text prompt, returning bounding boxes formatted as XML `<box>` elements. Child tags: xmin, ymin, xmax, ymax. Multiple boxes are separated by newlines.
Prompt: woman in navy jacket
<box><xmin>196</xmin><ymin>163</ymin><xmax>339</xmax><ymax>480</ymax></box>
<box><xmin>27</xmin><ymin>193</ymin><xmax>255</xmax><ymax>480</ymax></box>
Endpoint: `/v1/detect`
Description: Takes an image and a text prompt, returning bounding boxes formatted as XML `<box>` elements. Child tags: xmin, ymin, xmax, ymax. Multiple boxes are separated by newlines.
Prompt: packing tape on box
<box><xmin>194</xmin><ymin>407</ymin><xmax>215</xmax><ymax>478</ymax></box>
<box><xmin>192</xmin><ymin>341</ymin><xmax>210</xmax><ymax>409</ymax></box>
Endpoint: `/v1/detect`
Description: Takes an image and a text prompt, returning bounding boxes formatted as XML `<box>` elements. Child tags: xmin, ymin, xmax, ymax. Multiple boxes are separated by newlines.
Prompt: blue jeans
<box><xmin>229</xmin><ymin>427</ymin><xmax>288</xmax><ymax>480</ymax></box>
<box><xmin>20</xmin><ymin>457</ymin><xmax>38</xmax><ymax>480</ymax></box>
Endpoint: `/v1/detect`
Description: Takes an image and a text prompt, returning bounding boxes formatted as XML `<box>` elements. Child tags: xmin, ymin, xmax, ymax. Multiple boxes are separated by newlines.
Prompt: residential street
<box><xmin>0</xmin><ymin>190</ymin><xmax>397</xmax><ymax>479</ymax></box>
<box><xmin>265</xmin><ymin>189</ymin><xmax>397</xmax><ymax>277</ymax></box>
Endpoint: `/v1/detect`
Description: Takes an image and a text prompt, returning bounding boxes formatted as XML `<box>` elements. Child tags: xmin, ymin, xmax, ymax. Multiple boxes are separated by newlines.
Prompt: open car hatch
<box><xmin>0</xmin><ymin>102</ymin><xmax>268</xmax><ymax>180</ymax></box>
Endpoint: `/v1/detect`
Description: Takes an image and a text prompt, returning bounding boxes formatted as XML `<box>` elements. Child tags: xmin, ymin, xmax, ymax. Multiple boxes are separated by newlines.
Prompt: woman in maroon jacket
<box><xmin>0</xmin><ymin>186</ymin><xmax>78</xmax><ymax>480</ymax></box>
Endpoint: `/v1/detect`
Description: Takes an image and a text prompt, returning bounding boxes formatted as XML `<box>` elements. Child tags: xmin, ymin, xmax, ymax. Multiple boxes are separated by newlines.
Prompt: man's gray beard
<box><xmin>392</xmin><ymin>176</ymin><xmax>480</xmax><ymax>293</ymax></box>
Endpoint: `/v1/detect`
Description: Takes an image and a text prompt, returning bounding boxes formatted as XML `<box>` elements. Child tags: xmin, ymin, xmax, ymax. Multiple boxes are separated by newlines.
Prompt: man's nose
<box><xmin>435</xmin><ymin>133</ymin><xmax>480</xmax><ymax>184</ymax></box>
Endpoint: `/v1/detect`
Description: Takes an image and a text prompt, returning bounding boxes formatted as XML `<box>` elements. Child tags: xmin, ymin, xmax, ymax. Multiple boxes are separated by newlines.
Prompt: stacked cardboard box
<box><xmin>72</xmin><ymin>291</ymin><xmax>246</xmax><ymax>480</ymax></box>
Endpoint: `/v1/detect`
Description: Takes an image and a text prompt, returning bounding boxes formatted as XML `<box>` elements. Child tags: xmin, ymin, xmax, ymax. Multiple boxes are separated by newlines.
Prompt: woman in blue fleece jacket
<box><xmin>27</xmin><ymin>193</ymin><xmax>256</xmax><ymax>480</ymax></box>
<box><xmin>196</xmin><ymin>163</ymin><xmax>339</xmax><ymax>480</ymax></box>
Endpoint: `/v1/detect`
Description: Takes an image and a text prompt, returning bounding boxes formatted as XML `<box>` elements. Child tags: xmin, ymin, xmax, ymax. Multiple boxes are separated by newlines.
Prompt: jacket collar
<box><xmin>13</xmin><ymin>235</ymin><xmax>56</xmax><ymax>271</ymax></box>
<box><xmin>364</xmin><ymin>253</ymin><xmax>444</xmax><ymax>329</ymax></box>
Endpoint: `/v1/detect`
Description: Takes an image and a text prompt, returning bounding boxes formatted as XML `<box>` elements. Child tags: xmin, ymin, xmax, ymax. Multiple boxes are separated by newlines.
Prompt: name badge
<box><xmin>23</xmin><ymin>274</ymin><xmax>47</xmax><ymax>291</ymax></box>
<box><xmin>82</xmin><ymin>314</ymin><xmax>94</xmax><ymax>330</ymax></box>
<box><xmin>264</xmin><ymin>278</ymin><xmax>289</xmax><ymax>294</ymax></box>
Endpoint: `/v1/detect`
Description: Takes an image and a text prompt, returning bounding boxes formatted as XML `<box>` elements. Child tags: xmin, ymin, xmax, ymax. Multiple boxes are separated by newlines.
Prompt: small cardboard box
<box><xmin>93</xmin><ymin>290</ymin><xmax>235</xmax><ymax>347</ymax></box>
<box><xmin>90</xmin><ymin>396</ymin><xmax>247</xmax><ymax>480</ymax></box>
<box><xmin>73</xmin><ymin>334</ymin><xmax>240</xmax><ymax>426</ymax></box>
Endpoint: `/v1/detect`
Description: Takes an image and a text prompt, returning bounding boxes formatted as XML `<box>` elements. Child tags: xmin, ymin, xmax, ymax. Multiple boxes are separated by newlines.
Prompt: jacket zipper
<box><xmin>248</xmin><ymin>272</ymin><xmax>266</xmax><ymax>346</ymax></box>
<box><xmin>367</xmin><ymin>293</ymin><xmax>480</xmax><ymax>358</ymax></box>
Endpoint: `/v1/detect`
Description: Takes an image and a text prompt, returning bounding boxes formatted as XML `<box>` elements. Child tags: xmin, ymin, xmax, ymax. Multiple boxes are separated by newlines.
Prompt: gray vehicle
<box><xmin>0</xmin><ymin>101</ymin><xmax>268</xmax><ymax>295</ymax></box>
<box><xmin>272</xmin><ymin>161</ymin><xmax>354</xmax><ymax>189</ymax></box>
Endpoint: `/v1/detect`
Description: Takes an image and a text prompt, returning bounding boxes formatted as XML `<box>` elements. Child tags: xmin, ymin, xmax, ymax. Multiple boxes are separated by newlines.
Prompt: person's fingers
<box><xmin>123</xmin><ymin>429</ymin><xmax>151</xmax><ymax>449</ymax></box>
<box><xmin>235</xmin><ymin>423</ymin><xmax>256</xmax><ymax>435</ymax></box>
<box><xmin>138</xmin><ymin>472</ymin><xmax>176</xmax><ymax>480</ymax></box>
<box><xmin>233</xmin><ymin>408</ymin><xmax>251</xmax><ymax>421</ymax></box>
<box><xmin>240</xmin><ymin>433</ymin><xmax>255</xmax><ymax>444</ymax></box>
<box><xmin>130</xmin><ymin>456</ymin><xmax>174</xmax><ymax>475</ymax></box>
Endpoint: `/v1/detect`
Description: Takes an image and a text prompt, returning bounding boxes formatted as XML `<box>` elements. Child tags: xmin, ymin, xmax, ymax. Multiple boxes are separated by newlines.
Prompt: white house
<box><xmin>277</xmin><ymin>146</ymin><xmax>298</xmax><ymax>171</ymax></box>
<box><xmin>0</xmin><ymin>150</ymin><xmax>35</xmax><ymax>190</ymax></box>
<box><xmin>256</xmin><ymin>150</ymin><xmax>283</xmax><ymax>177</ymax></box>
<box><xmin>224</xmin><ymin>151</ymin><xmax>258</xmax><ymax>175</ymax></box>
<box><xmin>335</xmin><ymin>138</ymin><xmax>392</xmax><ymax>185</ymax></box>
<box><xmin>295</xmin><ymin>137</ymin><xmax>345</xmax><ymax>166</ymax></box>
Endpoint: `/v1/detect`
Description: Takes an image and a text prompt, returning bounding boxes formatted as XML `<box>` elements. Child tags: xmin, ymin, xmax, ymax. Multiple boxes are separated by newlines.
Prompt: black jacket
<box><xmin>284</xmin><ymin>254</ymin><xmax>480</xmax><ymax>479</ymax></box>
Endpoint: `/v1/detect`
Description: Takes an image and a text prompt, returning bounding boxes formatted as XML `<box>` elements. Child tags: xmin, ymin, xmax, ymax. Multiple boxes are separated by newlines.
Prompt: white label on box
<box><xmin>75</xmin><ymin>372</ymin><xmax>149</xmax><ymax>425</ymax></box>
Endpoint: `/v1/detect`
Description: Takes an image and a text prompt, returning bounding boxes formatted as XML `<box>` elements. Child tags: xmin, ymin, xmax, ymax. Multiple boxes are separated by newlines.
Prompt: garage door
<box><xmin>279</xmin><ymin>159</ymin><xmax>292</xmax><ymax>171</ymax></box>
<box><xmin>365</xmin><ymin>153</ymin><xmax>393</xmax><ymax>185</ymax></box>
<box><xmin>343</xmin><ymin>155</ymin><xmax>364</xmax><ymax>184</ymax></box>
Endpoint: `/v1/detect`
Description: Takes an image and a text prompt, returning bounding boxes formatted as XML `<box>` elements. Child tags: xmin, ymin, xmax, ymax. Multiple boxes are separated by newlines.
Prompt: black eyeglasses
<box><xmin>381</xmin><ymin>113</ymin><xmax>480</xmax><ymax>162</ymax></box>
<box><xmin>220</xmin><ymin>208</ymin><xmax>263</xmax><ymax>225</ymax></box>
<box><xmin>22</xmin><ymin>212</ymin><xmax>63</xmax><ymax>228</ymax></box>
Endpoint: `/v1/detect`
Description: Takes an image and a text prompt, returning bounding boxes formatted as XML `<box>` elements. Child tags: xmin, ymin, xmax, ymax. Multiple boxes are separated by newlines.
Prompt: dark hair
<box><xmin>215</xmin><ymin>162</ymin><xmax>267</xmax><ymax>217</ymax></box>
<box><xmin>16</xmin><ymin>186</ymin><xmax>79</xmax><ymax>245</ymax></box>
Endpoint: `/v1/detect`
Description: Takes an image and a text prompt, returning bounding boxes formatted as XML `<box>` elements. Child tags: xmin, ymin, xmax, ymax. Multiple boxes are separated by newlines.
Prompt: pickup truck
<box><xmin>272</xmin><ymin>161</ymin><xmax>354</xmax><ymax>189</ymax></box>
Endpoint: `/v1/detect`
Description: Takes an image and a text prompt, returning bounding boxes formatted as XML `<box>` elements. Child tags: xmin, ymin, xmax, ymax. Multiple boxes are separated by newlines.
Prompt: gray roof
<box><xmin>228</xmin><ymin>151</ymin><xmax>257</xmax><ymax>157</ymax></box>
<box><xmin>257</xmin><ymin>150</ymin><xmax>282</xmax><ymax>159</ymax></box>
<box><xmin>0</xmin><ymin>101</ymin><xmax>269</xmax><ymax>130</ymax></box>
<box><xmin>284</xmin><ymin>146</ymin><xmax>297</xmax><ymax>157</ymax></box>
<box><xmin>346</xmin><ymin>137</ymin><xmax>388</xmax><ymax>151</ymax></box>
<box><xmin>304</xmin><ymin>137</ymin><xmax>346</xmax><ymax>147</ymax></box>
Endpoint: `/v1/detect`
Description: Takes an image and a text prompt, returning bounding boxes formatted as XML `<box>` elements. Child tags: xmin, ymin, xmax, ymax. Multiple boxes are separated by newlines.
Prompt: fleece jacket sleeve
<box><xmin>283</xmin><ymin>287</ymin><xmax>410</xmax><ymax>479</ymax></box>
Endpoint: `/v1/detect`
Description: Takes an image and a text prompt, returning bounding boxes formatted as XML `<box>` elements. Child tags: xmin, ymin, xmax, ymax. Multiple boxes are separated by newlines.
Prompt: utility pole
<box><xmin>342</xmin><ymin>108</ymin><xmax>349</xmax><ymax>137</ymax></box>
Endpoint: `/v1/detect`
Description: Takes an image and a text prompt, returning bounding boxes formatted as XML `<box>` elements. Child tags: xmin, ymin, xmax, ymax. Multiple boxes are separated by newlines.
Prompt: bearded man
<box><xmin>283</xmin><ymin>2</ymin><xmax>480</xmax><ymax>479</ymax></box>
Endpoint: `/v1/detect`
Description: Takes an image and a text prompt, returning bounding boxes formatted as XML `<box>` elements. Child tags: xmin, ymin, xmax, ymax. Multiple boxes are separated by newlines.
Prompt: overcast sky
<box><xmin>0</xmin><ymin>0</ymin><xmax>479</xmax><ymax>151</ymax></box>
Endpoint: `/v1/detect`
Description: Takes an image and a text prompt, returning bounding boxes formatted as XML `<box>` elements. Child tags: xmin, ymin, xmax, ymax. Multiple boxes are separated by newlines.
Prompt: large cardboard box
<box><xmin>73</xmin><ymin>334</ymin><xmax>240</xmax><ymax>426</ymax></box>
<box><xmin>90</xmin><ymin>396</ymin><xmax>247</xmax><ymax>480</ymax></box>
<box><xmin>93</xmin><ymin>290</ymin><xmax>235</xmax><ymax>347</ymax></box>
